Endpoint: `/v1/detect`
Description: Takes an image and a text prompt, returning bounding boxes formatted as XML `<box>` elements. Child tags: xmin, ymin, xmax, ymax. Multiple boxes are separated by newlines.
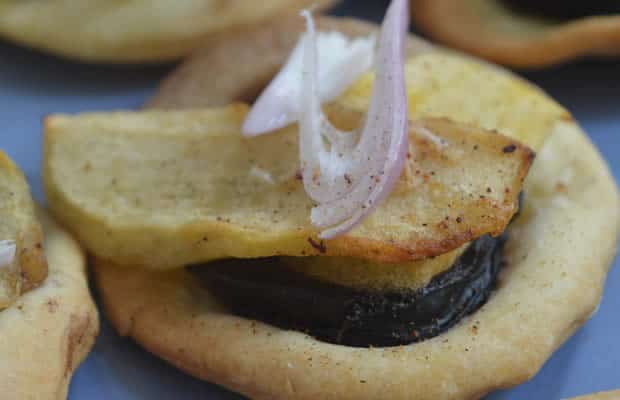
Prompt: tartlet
<box><xmin>43</xmin><ymin>13</ymin><xmax>620</xmax><ymax>400</ymax></box>
<box><xmin>412</xmin><ymin>0</ymin><xmax>620</xmax><ymax>68</ymax></box>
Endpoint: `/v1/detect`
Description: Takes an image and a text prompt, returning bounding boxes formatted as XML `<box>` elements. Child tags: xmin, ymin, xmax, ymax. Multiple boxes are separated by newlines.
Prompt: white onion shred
<box><xmin>411</xmin><ymin>121</ymin><xmax>448</xmax><ymax>149</ymax></box>
<box><xmin>299</xmin><ymin>0</ymin><xmax>410</xmax><ymax>239</ymax></box>
<box><xmin>0</xmin><ymin>240</ymin><xmax>16</xmax><ymax>269</ymax></box>
<box><xmin>249</xmin><ymin>165</ymin><xmax>275</xmax><ymax>184</ymax></box>
<box><xmin>242</xmin><ymin>28</ymin><xmax>375</xmax><ymax>136</ymax></box>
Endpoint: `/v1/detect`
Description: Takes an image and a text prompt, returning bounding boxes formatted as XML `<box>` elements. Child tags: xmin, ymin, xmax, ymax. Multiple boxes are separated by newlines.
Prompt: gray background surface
<box><xmin>0</xmin><ymin>0</ymin><xmax>618</xmax><ymax>398</ymax></box>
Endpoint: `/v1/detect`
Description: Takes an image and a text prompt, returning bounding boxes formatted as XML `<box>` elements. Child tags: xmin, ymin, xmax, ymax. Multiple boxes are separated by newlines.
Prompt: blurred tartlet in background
<box><xmin>412</xmin><ymin>0</ymin><xmax>620</xmax><ymax>68</ymax></box>
<box><xmin>0</xmin><ymin>0</ymin><xmax>335</xmax><ymax>63</ymax></box>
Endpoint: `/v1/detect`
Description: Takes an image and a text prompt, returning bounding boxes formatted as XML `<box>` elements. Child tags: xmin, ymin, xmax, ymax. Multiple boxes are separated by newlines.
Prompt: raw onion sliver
<box><xmin>300</xmin><ymin>0</ymin><xmax>409</xmax><ymax>239</ymax></box>
<box><xmin>0</xmin><ymin>240</ymin><xmax>16</xmax><ymax>269</ymax></box>
<box><xmin>242</xmin><ymin>30</ymin><xmax>375</xmax><ymax>136</ymax></box>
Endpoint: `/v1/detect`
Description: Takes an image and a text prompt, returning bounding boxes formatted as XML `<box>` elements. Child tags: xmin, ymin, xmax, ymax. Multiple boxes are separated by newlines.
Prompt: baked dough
<box><xmin>569</xmin><ymin>390</ymin><xmax>620</xmax><ymax>400</ymax></box>
<box><xmin>0</xmin><ymin>208</ymin><xmax>99</xmax><ymax>399</ymax></box>
<box><xmin>92</xmin><ymin>17</ymin><xmax>620</xmax><ymax>400</ymax></box>
<box><xmin>412</xmin><ymin>0</ymin><xmax>620</xmax><ymax>68</ymax></box>
<box><xmin>0</xmin><ymin>0</ymin><xmax>334</xmax><ymax>63</ymax></box>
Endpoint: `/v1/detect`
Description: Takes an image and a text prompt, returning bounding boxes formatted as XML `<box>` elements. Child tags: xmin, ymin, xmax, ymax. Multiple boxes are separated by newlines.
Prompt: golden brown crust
<box><xmin>569</xmin><ymin>390</ymin><xmax>620</xmax><ymax>400</ymax></box>
<box><xmin>284</xmin><ymin>244</ymin><xmax>468</xmax><ymax>291</ymax></box>
<box><xmin>412</xmin><ymin>0</ymin><xmax>620</xmax><ymax>68</ymax></box>
<box><xmin>0</xmin><ymin>0</ymin><xmax>335</xmax><ymax>63</ymax></box>
<box><xmin>94</xmin><ymin>121</ymin><xmax>620</xmax><ymax>400</ymax></box>
<box><xmin>147</xmin><ymin>16</ymin><xmax>434</xmax><ymax>109</ymax></box>
<box><xmin>0</xmin><ymin>208</ymin><xmax>99</xmax><ymax>399</ymax></box>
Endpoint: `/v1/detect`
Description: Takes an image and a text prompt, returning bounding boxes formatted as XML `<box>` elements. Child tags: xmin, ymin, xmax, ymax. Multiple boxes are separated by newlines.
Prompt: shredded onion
<box><xmin>299</xmin><ymin>0</ymin><xmax>409</xmax><ymax>239</ymax></box>
<box><xmin>411</xmin><ymin>121</ymin><xmax>448</xmax><ymax>149</ymax></box>
<box><xmin>242</xmin><ymin>0</ymin><xmax>409</xmax><ymax>239</ymax></box>
<box><xmin>242</xmin><ymin>28</ymin><xmax>375</xmax><ymax>136</ymax></box>
<box><xmin>0</xmin><ymin>240</ymin><xmax>16</xmax><ymax>269</ymax></box>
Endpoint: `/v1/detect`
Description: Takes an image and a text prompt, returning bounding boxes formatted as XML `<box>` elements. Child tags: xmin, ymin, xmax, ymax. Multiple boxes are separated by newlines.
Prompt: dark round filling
<box><xmin>189</xmin><ymin>233</ymin><xmax>505</xmax><ymax>348</ymax></box>
<box><xmin>501</xmin><ymin>0</ymin><xmax>620</xmax><ymax>20</ymax></box>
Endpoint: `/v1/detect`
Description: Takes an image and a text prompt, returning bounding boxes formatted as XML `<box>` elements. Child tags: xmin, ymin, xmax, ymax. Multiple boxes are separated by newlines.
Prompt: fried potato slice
<box><xmin>281</xmin><ymin>244</ymin><xmax>468</xmax><ymax>292</ymax></box>
<box><xmin>0</xmin><ymin>0</ymin><xmax>335</xmax><ymax>63</ymax></box>
<box><xmin>43</xmin><ymin>102</ymin><xmax>533</xmax><ymax>269</ymax></box>
<box><xmin>338</xmin><ymin>53</ymin><xmax>567</xmax><ymax>152</ymax></box>
<box><xmin>0</xmin><ymin>151</ymin><xmax>47</xmax><ymax>308</ymax></box>
<box><xmin>411</xmin><ymin>0</ymin><xmax>620</xmax><ymax>68</ymax></box>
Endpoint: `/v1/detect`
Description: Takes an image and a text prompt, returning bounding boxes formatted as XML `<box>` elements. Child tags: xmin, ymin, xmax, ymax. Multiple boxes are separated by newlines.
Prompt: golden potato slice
<box><xmin>44</xmin><ymin>103</ymin><xmax>532</xmax><ymax>269</ymax></box>
<box><xmin>0</xmin><ymin>152</ymin><xmax>47</xmax><ymax>308</ymax></box>
<box><xmin>0</xmin><ymin>0</ymin><xmax>335</xmax><ymax>63</ymax></box>
<box><xmin>338</xmin><ymin>53</ymin><xmax>567</xmax><ymax>152</ymax></box>
<box><xmin>281</xmin><ymin>245</ymin><xmax>468</xmax><ymax>292</ymax></box>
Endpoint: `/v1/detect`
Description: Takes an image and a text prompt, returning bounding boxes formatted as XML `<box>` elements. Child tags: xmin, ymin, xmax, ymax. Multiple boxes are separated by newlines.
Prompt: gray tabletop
<box><xmin>0</xmin><ymin>1</ymin><xmax>618</xmax><ymax>398</ymax></box>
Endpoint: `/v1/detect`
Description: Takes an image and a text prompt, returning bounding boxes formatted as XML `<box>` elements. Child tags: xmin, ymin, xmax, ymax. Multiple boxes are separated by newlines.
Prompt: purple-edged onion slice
<box><xmin>242</xmin><ymin>29</ymin><xmax>375</xmax><ymax>136</ymax></box>
<box><xmin>243</xmin><ymin>0</ymin><xmax>409</xmax><ymax>239</ymax></box>
<box><xmin>0</xmin><ymin>240</ymin><xmax>16</xmax><ymax>269</ymax></box>
<box><xmin>300</xmin><ymin>0</ymin><xmax>409</xmax><ymax>239</ymax></box>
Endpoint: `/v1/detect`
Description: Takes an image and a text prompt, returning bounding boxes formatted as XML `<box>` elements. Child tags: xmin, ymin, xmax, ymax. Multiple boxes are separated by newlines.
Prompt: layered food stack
<box><xmin>40</xmin><ymin>1</ymin><xmax>620</xmax><ymax>399</ymax></box>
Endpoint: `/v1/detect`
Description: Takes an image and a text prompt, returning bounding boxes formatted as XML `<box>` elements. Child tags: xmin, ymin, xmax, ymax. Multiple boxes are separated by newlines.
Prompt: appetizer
<box><xmin>412</xmin><ymin>0</ymin><xmax>620</xmax><ymax>67</ymax></box>
<box><xmin>0</xmin><ymin>0</ymin><xmax>335</xmax><ymax>63</ymax></box>
<box><xmin>43</xmin><ymin>1</ymin><xmax>620</xmax><ymax>399</ymax></box>
<box><xmin>0</xmin><ymin>151</ymin><xmax>98</xmax><ymax>399</ymax></box>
